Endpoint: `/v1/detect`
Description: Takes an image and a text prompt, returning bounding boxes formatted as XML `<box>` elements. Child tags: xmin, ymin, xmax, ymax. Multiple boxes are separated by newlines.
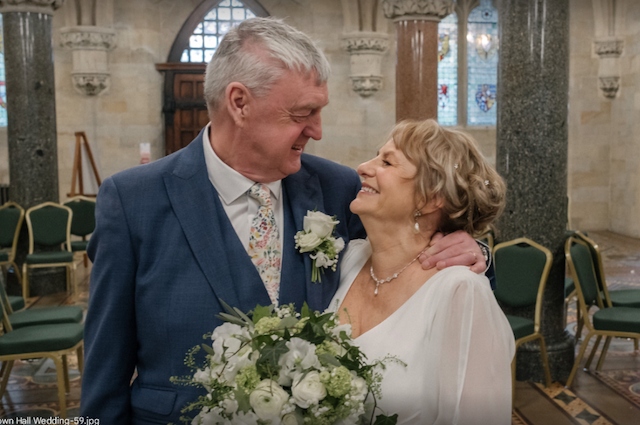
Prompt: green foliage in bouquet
<box><xmin>171</xmin><ymin>301</ymin><xmax>399</xmax><ymax>425</ymax></box>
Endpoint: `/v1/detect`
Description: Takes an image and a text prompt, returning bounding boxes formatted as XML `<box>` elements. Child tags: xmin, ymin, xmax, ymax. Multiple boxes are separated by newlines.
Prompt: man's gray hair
<box><xmin>203</xmin><ymin>17</ymin><xmax>331</xmax><ymax>112</ymax></box>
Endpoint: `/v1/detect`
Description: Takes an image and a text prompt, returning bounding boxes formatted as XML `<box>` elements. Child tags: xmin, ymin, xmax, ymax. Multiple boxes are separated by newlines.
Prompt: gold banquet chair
<box><xmin>0</xmin><ymin>299</ymin><xmax>84</xmax><ymax>418</ymax></box>
<box><xmin>0</xmin><ymin>202</ymin><xmax>26</xmax><ymax>312</ymax></box>
<box><xmin>493</xmin><ymin>237</ymin><xmax>553</xmax><ymax>394</ymax></box>
<box><xmin>564</xmin><ymin>235</ymin><xmax>640</xmax><ymax>387</ymax></box>
<box><xmin>575</xmin><ymin>230</ymin><xmax>640</xmax><ymax>352</ymax></box>
<box><xmin>63</xmin><ymin>196</ymin><xmax>96</xmax><ymax>269</ymax></box>
<box><xmin>22</xmin><ymin>202</ymin><xmax>76</xmax><ymax>299</ymax></box>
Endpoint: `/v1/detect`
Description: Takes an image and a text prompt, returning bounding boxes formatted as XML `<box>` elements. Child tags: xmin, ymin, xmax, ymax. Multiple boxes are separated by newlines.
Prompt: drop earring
<box><xmin>413</xmin><ymin>210</ymin><xmax>422</xmax><ymax>234</ymax></box>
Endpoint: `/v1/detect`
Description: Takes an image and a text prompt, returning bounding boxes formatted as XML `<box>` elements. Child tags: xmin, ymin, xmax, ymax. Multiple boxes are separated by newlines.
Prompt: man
<box><xmin>80</xmin><ymin>17</ymin><xmax>484</xmax><ymax>423</ymax></box>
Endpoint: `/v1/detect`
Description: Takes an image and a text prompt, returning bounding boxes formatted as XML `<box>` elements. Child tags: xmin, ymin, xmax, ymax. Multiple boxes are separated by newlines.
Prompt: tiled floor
<box><xmin>1</xmin><ymin>230</ymin><xmax>640</xmax><ymax>423</ymax></box>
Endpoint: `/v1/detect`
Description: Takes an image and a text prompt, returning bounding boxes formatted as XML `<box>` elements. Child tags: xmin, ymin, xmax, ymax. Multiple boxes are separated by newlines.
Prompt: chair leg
<box><xmin>83</xmin><ymin>252</ymin><xmax>88</xmax><ymax>269</ymax></box>
<box><xmin>585</xmin><ymin>335</ymin><xmax>603</xmax><ymax>369</ymax></box>
<box><xmin>511</xmin><ymin>357</ymin><xmax>516</xmax><ymax>407</ymax></box>
<box><xmin>596</xmin><ymin>336</ymin><xmax>613</xmax><ymax>371</ymax></box>
<box><xmin>10</xmin><ymin>261</ymin><xmax>22</xmax><ymax>286</ymax></box>
<box><xmin>22</xmin><ymin>264</ymin><xmax>29</xmax><ymax>299</ymax></box>
<box><xmin>538</xmin><ymin>336</ymin><xmax>553</xmax><ymax>387</ymax></box>
<box><xmin>575</xmin><ymin>307</ymin><xmax>583</xmax><ymax>342</ymax></box>
<box><xmin>62</xmin><ymin>354</ymin><xmax>70</xmax><ymax>393</ymax></box>
<box><xmin>0</xmin><ymin>360</ymin><xmax>14</xmax><ymax>398</ymax></box>
<box><xmin>51</xmin><ymin>356</ymin><xmax>68</xmax><ymax>419</ymax></box>
<box><xmin>76</xmin><ymin>345</ymin><xmax>84</xmax><ymax>374</ymax></box>
<box><xmin>566</xmin><ymin>332</ymin><xmax>595</xmax><ymax>387</ymax></box>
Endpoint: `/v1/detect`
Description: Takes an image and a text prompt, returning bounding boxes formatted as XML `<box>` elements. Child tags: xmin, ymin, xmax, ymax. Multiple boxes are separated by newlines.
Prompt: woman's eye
<box><xmin>382</xmin><ymin>160</ymin><xmax>391</xmax><ymax>166</ymax></box>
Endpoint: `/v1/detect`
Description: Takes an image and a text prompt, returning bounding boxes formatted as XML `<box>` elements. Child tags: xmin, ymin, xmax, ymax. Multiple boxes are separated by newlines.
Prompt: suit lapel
<box><xmin>281</xmin><ymin>163</ymin><xmax>337</xmax><ymax>311</ymax></box>
<box><xmin>163</xmin><ymin>136</ymin><xmax>270</xmax><ymax>312</ymax></box>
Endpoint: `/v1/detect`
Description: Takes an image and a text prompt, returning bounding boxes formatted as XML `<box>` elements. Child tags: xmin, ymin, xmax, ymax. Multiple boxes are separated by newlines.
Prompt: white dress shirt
<box><xmin>202</xmin><ymin>124</ymin><xmax>284</xmax><ymax>252</ymax></box>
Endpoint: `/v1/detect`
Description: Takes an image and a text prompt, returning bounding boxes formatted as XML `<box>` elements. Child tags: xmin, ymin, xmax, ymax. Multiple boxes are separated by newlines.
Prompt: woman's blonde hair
<box><xmin>391</xmin><ymin>119</ymin><xmax>506</xmax><ymax>237</ymax></box>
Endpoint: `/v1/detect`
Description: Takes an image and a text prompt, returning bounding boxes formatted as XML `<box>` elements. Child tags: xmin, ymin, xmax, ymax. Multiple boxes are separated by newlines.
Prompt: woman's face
<box><xmin>351</xmin><ymin>139</ymin><xmax>419</xmax><ymax>222</ymax></box>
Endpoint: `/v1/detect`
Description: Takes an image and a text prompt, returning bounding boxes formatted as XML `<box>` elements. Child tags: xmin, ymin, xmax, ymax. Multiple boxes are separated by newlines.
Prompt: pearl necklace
<box><xmin>369</xmin><ymin>246</ymin><xmax>429</xmax><ymax>296</ymax></box>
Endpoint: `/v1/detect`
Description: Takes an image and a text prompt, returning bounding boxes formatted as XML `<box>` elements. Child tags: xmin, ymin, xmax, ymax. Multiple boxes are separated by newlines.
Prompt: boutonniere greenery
<box><xmin>294</xmin><ymin>210</ymin><xmax>345</xmax><ymax>283</ymax></box>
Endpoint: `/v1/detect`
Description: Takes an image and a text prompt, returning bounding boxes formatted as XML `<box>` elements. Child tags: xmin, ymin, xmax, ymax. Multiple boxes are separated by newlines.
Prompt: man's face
<box><xmin>235</xmin><ymin>70</ymin><xmax>329</xmax><ymax>182</ymax></box>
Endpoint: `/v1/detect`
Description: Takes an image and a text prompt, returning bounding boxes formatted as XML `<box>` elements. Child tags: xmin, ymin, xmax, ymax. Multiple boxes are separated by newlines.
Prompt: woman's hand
<box><xmin>419</xmin><ymin>230</ymin><xmax>487</xmax><ymax>273</ymax></box>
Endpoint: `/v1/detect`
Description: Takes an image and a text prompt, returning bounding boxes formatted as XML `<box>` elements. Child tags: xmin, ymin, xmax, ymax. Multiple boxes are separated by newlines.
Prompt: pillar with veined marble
<box><xmin>382</xmin><ymin>0</ymin><xmax>454</xmax><ymax>122</ymax></box>
<box><xmin>0</xmin><ymin>0</ymin><xmax>66</xmax><ymax>295</ymax></box>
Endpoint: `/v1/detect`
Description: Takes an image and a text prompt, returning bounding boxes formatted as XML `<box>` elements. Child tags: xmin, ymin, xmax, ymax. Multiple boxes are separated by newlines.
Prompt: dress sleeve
<box><xmin>428</xmin><ymin>267</ymin><xmax>515</xmax><ymax>425</ymax></box>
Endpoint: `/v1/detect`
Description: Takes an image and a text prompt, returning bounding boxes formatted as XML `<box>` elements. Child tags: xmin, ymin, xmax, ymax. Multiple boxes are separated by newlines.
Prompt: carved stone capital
<box><xmin>72</xmin><ymin>73</ymin><xmax>110</xmax><ymax>96</ymax></box>
<box><xmin>350</xmin><ymin>76</ymin><xmax>383</xmax><ymax>98</ymax></box>
<box><xmin>598</xmin><ymin>76</ymin><xmax>620</xmax><ymax>99</ymax></box>
<box><xmin>342</xmin><ymin>32</ymin><xmax>390</xmax><ymax>54</ymax></box>
<box><xmin>60</xmin><ymin>26</ymin><xmax>117</xmax><ymax>51</ymax></box>
<box><xmin>382</xmin><ymin>0</ymin><xmax>455</xmax><ymax>21</ymax></box>
<box><xmin>0</xmin><ymin>0</ymin><xmax>64</xmax><ymax>14</ymax></box>
<box><xmin>593</xmin><ymin>39</ymin><xmax>624</xmax><ymax>59</ymax></box>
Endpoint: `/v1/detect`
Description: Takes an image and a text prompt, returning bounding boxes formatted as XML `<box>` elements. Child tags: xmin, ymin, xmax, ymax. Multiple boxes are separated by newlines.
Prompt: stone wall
<box><xmin>1</xmin><ymin>0</ymin><xmax>637</xmax><ymax>236</ymax></box>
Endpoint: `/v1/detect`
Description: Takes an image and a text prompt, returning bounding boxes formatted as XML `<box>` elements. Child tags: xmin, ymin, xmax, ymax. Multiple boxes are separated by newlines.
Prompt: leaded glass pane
<box><xmin>180</xmin><ymin>0</ymin><xmax>258</xmax><ymax>63</ymax></box>
<box><xmin>0</xmin><ymin>15</ymin><xmax>6</xmax><ymax>127</ymax></box>
<box><xmin>467</xmin><ymin>0</ymin><xmax>498</xmax><ymax>126</ymax></box>
<box><xmin>218</xmin><ymin>8</ymin><xmax>231</xmax><ymax>20</ymax></box>
<box><xmin>190</xmin><ymin>35</ymin><xmax>203</xmax><ymax>48</ymax></box>
<box><xmin>204</xmin><ymin>36</ymin><xmax>217</xmax><ymax>48</ymax></box>
<box><xmin>437</xmin><ymin>13</ymin><xmax>458</xmax><ymax>126</ymax></box>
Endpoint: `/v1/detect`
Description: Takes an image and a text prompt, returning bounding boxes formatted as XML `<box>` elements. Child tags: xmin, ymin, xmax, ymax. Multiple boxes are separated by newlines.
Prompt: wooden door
<box><xmin>156</xmin><ymin>63</ymin><xmax>209</xmax><ymax>155</ymax></box>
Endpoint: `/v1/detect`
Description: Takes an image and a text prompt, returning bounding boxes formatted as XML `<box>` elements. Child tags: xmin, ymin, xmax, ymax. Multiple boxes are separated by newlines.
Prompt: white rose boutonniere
<box><xmin>295</xmin><ymin>210</ymin><xmax>345</xmax><ymax>283</ymax></box>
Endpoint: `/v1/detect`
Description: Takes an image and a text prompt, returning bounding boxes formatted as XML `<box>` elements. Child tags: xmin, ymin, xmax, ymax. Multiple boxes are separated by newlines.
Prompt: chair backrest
<box><xmin>64</xmin><ymin>196</ymin><xmax>96</xmax><ymax>237</ymax></box>
<box><xmin>493</xmin><ymin>237</ymin><xmax>553</xmax><ymax>309</ymax></box>
<box><xmin>565</xmin><ymin>236</ymin><xmax>606</xmax><ymax>315</ymax></box>
<box><xmin>0</xmin><ymin>202</ymin><xmax>24</xmax><ymax>252</ymax></box>
<box><xmin>25</xmin><ymin>202</ymin><xmax>73</xmax><ymax>252</ymax></box>
<box><xmin>572</xmin><ymin>231</ymin><xmax>611</xmax><ymax>304</ymax></box>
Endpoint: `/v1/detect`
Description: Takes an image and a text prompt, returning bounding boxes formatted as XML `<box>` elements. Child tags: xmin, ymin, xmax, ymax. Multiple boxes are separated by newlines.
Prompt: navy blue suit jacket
<box><xmin>80</xmin><ymin>129</ymin><xmax>365</xmax><ymax>424</ymax></box>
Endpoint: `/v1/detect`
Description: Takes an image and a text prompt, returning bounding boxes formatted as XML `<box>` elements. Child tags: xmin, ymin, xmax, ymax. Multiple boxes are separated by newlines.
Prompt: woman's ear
<box><xmin>420</xmin><ymin>195</ymin><xmax>444</xmax><ymax>215</ymax></box>
<box><xmin>225</xmin><ymin>82</ymin><xmax>250</xmax><ymax>127</ymax></box>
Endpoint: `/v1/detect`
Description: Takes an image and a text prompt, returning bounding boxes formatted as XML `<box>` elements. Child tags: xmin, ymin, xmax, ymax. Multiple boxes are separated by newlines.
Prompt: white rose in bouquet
<box><xmin>303</xmin><ymin>211</ymin><xmax>339</xmax><ymax>238</ymax></box>
<box><xmin>291</xmin><ymin>371</ymin><xmax>327</xmax><ymax>408</ymax></box>
<box><xmin>249</xmin><ymin>379</ymin><xmax>289</xmax><ymax>422</ymax></box>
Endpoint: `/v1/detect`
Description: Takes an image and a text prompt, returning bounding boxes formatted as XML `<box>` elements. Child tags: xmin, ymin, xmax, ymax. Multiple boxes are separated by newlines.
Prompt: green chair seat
<box><xmin>9</xmin><ymin>306</ymin><xmax>83</xmax><ymax>330</ymax></box>
<box><xmin>25</xmin><ymin>251</ymin><xmax>74</xmax><ymax>264</ymax></box>
<box><xmin>592</xmin><ymin>307</ymin><xmax>640</xmax><ymax>333</ymax></box>
<box><xmin>608</xmin><ymin>290</ymin><xmax>640</xmax><ymax>308</ymax></box>
<box><xmin>8</xmin><ymin>295</ymin><xmax>25</xmax><ymax>311</ymax></box>
<box><xmin>70</xmin><ymin>240</ymin><xmax>89</xmax><ymax>252</ymax></box>
<box><xmin>0</xmin><ymin>322</ymin><xmax>83</xmax><ymax>355</ymax></box>
<box><xmin>506</xmin><ymin>315</ymin><xmax>535</xmax><ymax>340</ymax></box>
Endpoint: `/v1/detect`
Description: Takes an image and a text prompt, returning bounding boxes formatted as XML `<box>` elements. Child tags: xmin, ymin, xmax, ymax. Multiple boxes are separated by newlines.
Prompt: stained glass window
<box><xmin>0</xmin><ymin>14</ymin><xmax>7</xmax><ymax>127</ymax></box>
<box><xmin>467</xmin><ymin>0</ymin><xmax>498</xmax><ymax>125</ymax></box>
<box><xmin>437</xmin><ymin>0</ymin><xmax>498</xmax><ymax>127</ymax></box>
<box><xmin>437</xmin><ymin>13</ymin><xmax>458</xmax><ymax>126</ymax></box>
<box><xmin>181</xmin><ymin>0</ymin><xmax>256</xmax><ymax>63</ymax></box>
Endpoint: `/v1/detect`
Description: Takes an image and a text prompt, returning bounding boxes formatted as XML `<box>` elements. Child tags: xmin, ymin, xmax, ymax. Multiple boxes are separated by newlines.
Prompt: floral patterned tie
<box><xmin>247</xmin><ymin>183</ymin><xmax>281</xmax><ymax>305</ymax></box>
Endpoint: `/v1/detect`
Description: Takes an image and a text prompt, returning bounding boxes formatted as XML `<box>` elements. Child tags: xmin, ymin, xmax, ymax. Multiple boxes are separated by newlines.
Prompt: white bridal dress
<box><xmin>329</xmin><ymin>239</ymin><xmax>516</xmax><ymax>425</ymax></box>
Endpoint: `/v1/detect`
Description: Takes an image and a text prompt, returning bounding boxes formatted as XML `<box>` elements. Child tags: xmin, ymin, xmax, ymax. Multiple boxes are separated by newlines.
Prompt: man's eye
<box><xmin>291</xmin><ymin>114</ymin><xmax>309</xmax><ymax>122</ymax></box>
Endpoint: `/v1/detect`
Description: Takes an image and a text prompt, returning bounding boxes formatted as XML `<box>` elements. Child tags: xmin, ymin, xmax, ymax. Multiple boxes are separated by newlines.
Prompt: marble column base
<box><xmin>26</xmin><ymin>268</ymin><xmax>68</xmax><ymax>297</ymax></box>
<box><xmin>515</xmin><ymin>333</ymin><xmax>575</xmax><ymax>384</ymax></box>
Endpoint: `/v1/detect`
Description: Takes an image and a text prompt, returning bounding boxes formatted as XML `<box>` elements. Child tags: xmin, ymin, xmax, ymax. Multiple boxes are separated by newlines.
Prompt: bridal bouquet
<box><xmin>172</xmin><ymin>302</ymin><xmax>398</xmax><ymax>425</ymax></box>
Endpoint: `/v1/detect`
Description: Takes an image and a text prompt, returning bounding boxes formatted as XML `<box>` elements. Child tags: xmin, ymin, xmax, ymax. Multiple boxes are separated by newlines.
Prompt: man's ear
<box><xmin>225</xmin><ymin>82</ymin><xmax>250</xmax><ymax>127</ymax></box>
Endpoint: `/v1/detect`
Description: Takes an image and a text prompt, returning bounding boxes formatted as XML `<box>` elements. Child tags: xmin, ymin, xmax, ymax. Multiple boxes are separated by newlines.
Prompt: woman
<box><xmin>330</xmin><ymin>119</ymin><xmax>515</xmax><ymax>424</ymax></box>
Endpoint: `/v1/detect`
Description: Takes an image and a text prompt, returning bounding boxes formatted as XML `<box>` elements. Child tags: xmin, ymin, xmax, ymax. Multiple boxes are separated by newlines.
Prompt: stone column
<box><xmin>496</xmin><ymin>0</ymin><xmax>573</xmax><ymax>382</ymax></box>
<box><xmin>1</xmin><ymin>0</ymin><xmax>66</xmax><ymax>295</ymax></box>
<box><xmin>382</xmin><ymin>0</ymin><xmax>454</xmax><ymax>121</ymax></box>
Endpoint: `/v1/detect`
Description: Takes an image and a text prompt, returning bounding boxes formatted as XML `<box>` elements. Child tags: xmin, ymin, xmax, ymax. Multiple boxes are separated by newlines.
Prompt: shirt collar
<box><xmin>202</xmin><ymin>123</ymin><xmax>282</xmax><ymax>204</ymax></box>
